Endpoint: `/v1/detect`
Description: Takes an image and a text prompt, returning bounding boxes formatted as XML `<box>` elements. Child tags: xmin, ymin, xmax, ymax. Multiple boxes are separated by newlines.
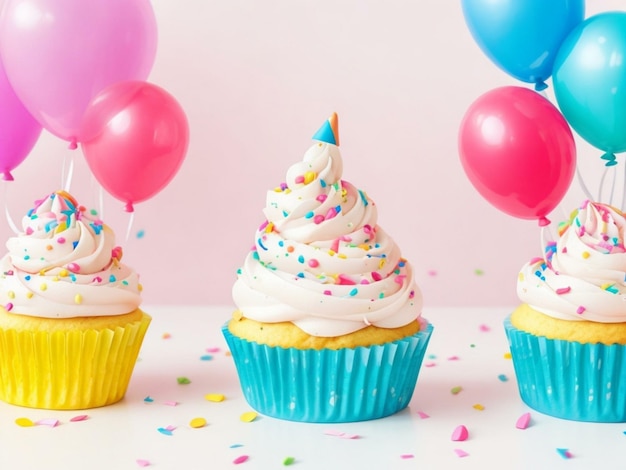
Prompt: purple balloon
<box><xmin>0</xmin><ymin>58</ymin><xmax>41</xmax><ymax>181</ymax></box>
<box><xmin>0</xmin><ymin>0</ymin><xmax>157</xmax><ymax>147</ymax></box>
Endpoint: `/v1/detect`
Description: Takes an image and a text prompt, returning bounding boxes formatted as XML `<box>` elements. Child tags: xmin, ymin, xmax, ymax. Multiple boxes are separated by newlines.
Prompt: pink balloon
<box><xmin>0</xmin><ymin>0</ymin><xmax>157</xmax><ymax>146</ymax></box>
<box><xmin>0</xmin><ymin>58</ymin><xmax>42</xmax><ymax>181</ymax></box>
<box><xmin>80</xmin><ymin>81</ymin><xmax>189</xmax><ymax>212</ymax></box>
<box><xmin>458</xmin><ymin>86</ymin><xmax>576</xmax><ymax>225</ymax></box>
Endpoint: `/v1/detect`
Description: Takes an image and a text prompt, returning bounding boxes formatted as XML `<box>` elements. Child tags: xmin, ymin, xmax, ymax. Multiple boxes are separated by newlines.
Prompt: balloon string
<box><xmin>63</xmin><ymin>155</ymin><xmax>75</xmax><ymax>193</ymax></box>
<box><xmin>98</xmin><ymin>184</ymin><xmax>105</xmax><ymax>221</ymax></box>
<box><xmin>598</xmin><ymin>166</ymin><xmax>609</xmax><ymax>204</ymax></box>
<box><xmin>575</xmin><ymin>166</ymin><xmax>594</xmax><ymax>203</ymax></box>
<box><xmin>608</xmin><ymin>164</ymin><xmax>617</xmax><ymax>207</ymax></box>
<box><xmin>3</xmin><ymin>183</ymin><xmax>19</xmax><ymax>235</ymax></box>
<box><xmin>622</xmin><ymin>161</ymin><xmax>626</xmax><ymax>211</ymax></box>
<box><xmin>125</xmin><ymin>210</ymin><xmax>135</xmax><ymax>243</ymax></box>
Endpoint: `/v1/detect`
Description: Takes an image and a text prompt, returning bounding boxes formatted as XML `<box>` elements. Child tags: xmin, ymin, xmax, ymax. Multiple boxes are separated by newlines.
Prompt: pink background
<box><xmin>1</xmin><ymin>0</ymin><xmax>623</xmax><ymax>307</ymax></box>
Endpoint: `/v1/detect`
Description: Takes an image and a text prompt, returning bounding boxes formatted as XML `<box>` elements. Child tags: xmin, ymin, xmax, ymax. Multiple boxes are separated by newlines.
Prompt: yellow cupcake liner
<box><xmin>0</xmin><ymin>313</ymin><xmax>151</xmax><ymax>410</ymax></box>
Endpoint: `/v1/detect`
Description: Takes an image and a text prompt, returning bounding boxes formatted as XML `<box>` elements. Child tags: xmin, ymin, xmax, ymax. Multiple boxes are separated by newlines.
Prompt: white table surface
<box><xmin>0</xmin><ymin>306</ymin><xmax>624</xmax><ymax>470</ymax></box>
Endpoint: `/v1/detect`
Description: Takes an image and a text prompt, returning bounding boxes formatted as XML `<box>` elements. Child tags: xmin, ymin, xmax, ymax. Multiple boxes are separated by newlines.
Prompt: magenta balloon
<box><xmin>0</xmin><ymin>58</ymin><xmax>42</xmax><ymax>180</ymax></box>
<box><xmin>0</xmin><ymin>0</ymin><xmax>157</xmax><ymax>145</ymax></box>
<box><xmin>80</xmin><ymin>81</ymin><xmax>189</xmax><ymax>212</ymax></box>
<box><xmin>458</xmin><ymin>86</ymin><xmax>576</xmax><ymax>223</ymax></box>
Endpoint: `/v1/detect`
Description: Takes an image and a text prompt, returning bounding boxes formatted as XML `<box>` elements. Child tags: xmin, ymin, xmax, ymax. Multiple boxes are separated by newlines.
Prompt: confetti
<box><xmin>451</xmin><ymin>386</ymin><xmax>463</xmax><ymax>395</ymax></box>
<box><xmin>163</xmin><ymin>401</ymin><xmax>178</xmax><ymax>406</ymax></box>
<box><xmin>206</xmin><ymin>347</ymin><xmax>221</xmax><ymax>353</ymax></box>
<box><xmin>473</xmin><ymin>404</ymin><xmax>485</xmax><ymax>411</ymax></box>
<box><xmin>447</xmin><ymin>356</ymin><xmax>460</xmax><ymax>361</ymax></box>
<box><xmin>157</xmin><ymin>427</ymin><xmax>174</xmax><ymax>436</ymax></box>
<box><xmin>15</xmin><ymin>417</ymin><xmax>34</xmax><ymax>427</ymax></box>
<box><xmin>283</xmin><ymin>456</ymin><xmax>296</xmax><ymax>466</ymax></box>
<box><xmin>451</xmin><ymin>425</ymin><xmax>469</xmax><ymax>442</ymax></box>
<box><xmin>504</xmin><ymin>352</ymin><xmax>512</xmax><ymax>359</ymax></box>
<box><xmin>400</xmin><ymin>454</ymin><xmax>414</xmax><ymax>459</ymax></box>
<box><xmin>189</xmin><ymin>417</ymin><xmax>207</xmax><ymax>428</ymax></box>
<box><xmin>240</xmin><ymin>411</ymin><xmax>258</xmax><ymax>422</ymax></box>
<box><xmin>200</xmin><ymin>355</ymin><xmax>213</xmax><ymax>361</ymax></box>
<box><xmin>144</xmin><ymin>396</ymin><xmax>154</xmax><ymax>403</ymax></box>
<box><xmin>162</xmin><ymin>333</ymin><xmax>171</xmax><ymax>339</ymax></box>
<box><xmin>454</xmin><ymin>449</ymin><xmax>469</xmax><ymax>458</ymax></box>
<box><xmin>324</xmin><ymin>429</ymin><xmax>359</xmax><ymax>439</ymax></box>
<box><xmin>36</xmin><ymin>419</ymin><xmax>59</xmax><ymax>427</ymax></box>
<box><xmin>70</xmin><ymin>415</ymin><xmax>89</xmax><ymax>422</ymax></box>
<box><xmin>557</xmin><ymin>448</ymin><xmax>573</xmax><ymax>459</ymax></box>
<box><xmin>230</xmin><ymin>444</ymin><xmax>244</xmax><ymax>448</ymax></box>
<box><xmin>205</xmin><ymin>393</ymin><xmax>226</xmax><ymax>402</ymax></box>
<box><xmin>417</xmin><ymin>411</ymin><xmax>430</xmax><ymax>419</ymax></box>
<box><xmin>177</xmin><ymin>377</ymin><xmax>191</xmax><ymax>385</ymax></box>
<box><xmin>498</xmin><ymin>374</ymin><xmax>509</xmax><ymax>382</ymax></box>
<box><xmin>424</xmin><ymin>362</ymin><xmax>437</xmax><ymax>368</ymax></box>
<box><xmin>136</xmin><ymin>459</ymin><xmax>151</xmax><ymax>467</ymax></box>
<box><xmin>233</xmin><ymin>455</ymin><xmax>249</xmax><ymax>465</ymax></box>
<box><xmin>474</xmin><ymin>269</ymin><xmax>484</xmax><ymax>276</ymax></box>
<box><xmin>516</xmin><ymin>412</ymin><xmax>531</xmax><ymax>430</ymax></box>
<box><xmin>136</xmin><ymin>229</ymin><xmax>145</xmax><ymax>239</ymax></box>
<box><xmin>479</xmin><ymin>324</ymin><xmax>491</xmax><ymax>332</ymax></box>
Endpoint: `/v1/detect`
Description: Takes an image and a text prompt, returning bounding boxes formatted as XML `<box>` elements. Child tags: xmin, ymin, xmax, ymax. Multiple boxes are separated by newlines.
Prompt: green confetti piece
<box><xmin>283</xmin><ymin>456</ymin><xmax>295</xmax><ymax>466</ymax></box>
<box><xmin>177</xmin><ymin>377</ymin><xmax>191</xmax><ymax>385</ymax></box>
<box><xmin>451</xmin><ymin>386</ymin><xmax>463</xmax><ymax>395</ymax></box>
<box><xmin>474</xmin><ymin>269</ymin><xmax>484</xmax><ymax>276</ymax></box>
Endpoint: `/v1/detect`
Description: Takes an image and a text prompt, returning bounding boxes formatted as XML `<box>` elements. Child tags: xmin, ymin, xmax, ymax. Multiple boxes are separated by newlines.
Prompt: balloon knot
<box><xmin>68</xmin><ymin>138</ymin><xmax>78</xmax><ymax>150</ymax></box>
<box><xmin>601</xmin><ymin>152</ymin><xmax>617</xmax><ymax>166</ymax></box>
<box><xmin>124</xmin><ymin>202</ymin><xmax>135</xmax><ymax>213</ymax></box>
<box><xmin>1</xmin><ymin>171</ymin><xmax>14</xmax><ymax>182</ymax></box>
<box><xmin>534</xmin><ymin>81</ymin><xmax>548</xmax><ymax>92</ymax></box>
<box><xmin>538</xmin><ymin>217</ymin><xmax>551</xmax><ymax>227</ymax></box>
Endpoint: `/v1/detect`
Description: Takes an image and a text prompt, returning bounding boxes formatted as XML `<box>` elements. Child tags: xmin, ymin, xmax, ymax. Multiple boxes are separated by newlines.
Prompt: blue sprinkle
<box><xmin>144</xmin><ymin>396</ymin><xmax>154</xmax><ymax>403</ymax></box>
<box><xmin>157</xmin><ymin>428</ymin><xmax>173</xmax><ymax>436</ymax></box>
<box><xmin>25</xmin><ymin>275</ymin><xmax>31</xmax><ymax>281</ymax></box>
<box><xmin>497</xmin><ymin>374</ymin><xmax>508</xmax><ymax>382</ymax></box>
<box><xmin>70</xmin><ymin>274</ymin><xmax>76</xmax><ymax>282</ymax></box>
<box><xmin>122</xmin><ymin>280</ymin><xmax>128</xmax><ymax>286</ymax></box>
<box><xmin>200</xmin><ymin>355</ymin><xmax>213</xmax><ymax>361</ymax></box>
<box><xmin>320</xmin><ymin>179</ymin><xmax>327</xmax><ymax>188</ymax></box>
<box><xmin>109</xmin><ymin>275</ymin><xmax>116</xmax><ymax>282</ymax></box>
<box><xmin>335</xmin><ymin>205</ymin><xmax>341</xmax><ymax>213</ymax></box>
<box><xmin>398</xmin><ymin>260</ymin><xmax>406</xmax><ymax>267</ymax></box>
<box><xmin>23</xmin><ymin>255</ymin><xmax>30</xmax><ymax>260</ymax></box>
<box><xmin>278</xmin><ymin>240</ymin><xmax>284</xmax><ymax>247</ymax></box>
<box><xmin>297</xmin><ymin>272</ymin><xmax>304</xmax><ymax>278</ymax></box>
<box><xmin>230</xmin><ymin>444</ymin><xmax>244</xmax><ymax>449</ymax></box>
<box><xmin>349</xmin><ymin>288</ymin><xmax>358</xmax><ymax>296</ymax></box>
<box><xmin>305</xmin><ymin>211</ymin><xmax>314</xmax><ymax>219</ymax></box>
<box><xmin>72</xmin><ymin>241</ymin><xmax>78</xmax><ymax>249</ymax></box>
<box><xmin>90</xmin><ymin>223</ymin><xmax>102</xmax><ymax>235</ymax></box>
<box><xmin>297</xmin><ymin>255</ymin><xmax>305</xmax><ymax>264</ymax></box>
<box><xmin>257</xmin><ymin>238</ymin><xmax>268</xmax><ymax>251</ymax></box>
<box><xmin>252</xmin><ymin>251</ymin><xmax>260</xmax><ymax>260</ymax></box>
<box><xmin>136</xmin><ymin>229</ymin><xmax>145</xmax><ymax>239</ymax></box>
<box><xmin>359</xmin><ymin>190</ymin><xmax>369</xmax><ymax>206</ymax></box>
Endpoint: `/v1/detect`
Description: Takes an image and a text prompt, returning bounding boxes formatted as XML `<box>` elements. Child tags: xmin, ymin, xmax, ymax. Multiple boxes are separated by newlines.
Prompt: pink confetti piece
<box><xmin>136</xmin><ymin>459</ymin><xmax>151</xmax><ymax>467</ymax></box>
<box><xmin>424</xmin><ymin>362</ymin><xmax>437</xmax><ymax>367</ymax></box>
<box><xmin>447</xmin><ymin>355</ymin><xmax>460</xmax><ymax>361</ymax></box>
<box><xmin>516</xmin><ymin>412</ymin><xmax>531</xmax><ymax>430</ymax></box>
<box><xmin>35</xmin><ymin>419</ymin><xmax>59</xmax><ymax>427</ymax></box>
<box><xmin>163</xmin><ymin>401</ymin><xmax>178</xmax><ymax>406</ymax></box>
<box><xmin>400</xmin><ymin>454</ymin><xmax>415</xmax><ymax>459</ymax></box>
<box><xmin>557</xmin><ymin>448</ymin><xmax>573</xmax><ymax>459</ymax></box>
<box><xmin>417</xmin><ymin>411</ymin><xmax>430</xmax><ymax>419</ymax></box>
<box><xmin>324</xmin><ymin>429</ymin><xmax>359</xmax><ymax>439</ymax></box>
<box><xmin>70</xmin><ymin>415</ymin><xmax>89</xmax><ymax>422</ymax></box>
<box><xmin>454</xmin><ymin>449</ymin><xmax>469</xmax><ymax>458</ymax></box>
<box><xmin>556</xmin><ymin>287</ymin><xmax>571</xmax><ymax>295</ymax></box>
<box><xmin>206</xmin><ymin>347</ymin><xmax>220</xmax><ymax>353</ymax></box>
<box><xmin>576</xmin><ymin>306</ymin><xmax>586</xmax><ymax>314</ymax></box>
<box><xmin>479</xmin><ymin>324</ymin><xmax>491</xmax><ymax>332</ymax></box>
<box><xmin>451</xmin><ymin>425</ymin><xmax>469</xmax><ymax>442</ymax></box>
<box><xmin>165</xmin><ymin>425</ymin><xmax>176</xmax><ymax>431</ymax></box>
<box><xmin>233</xmin><ymin>455</ymin><xmax>249</xmax><ymax>464</ymax></box>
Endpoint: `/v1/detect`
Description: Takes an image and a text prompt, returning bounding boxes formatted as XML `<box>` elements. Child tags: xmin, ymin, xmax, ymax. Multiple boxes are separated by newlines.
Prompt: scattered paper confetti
<box><xmin>70</xmin><ymin>415</ymin><xmax>89</xmax><ymax>422</ymax></box>
<box><xmin>36</xmin><ymin>419</ymin><xmax>59</xmax><ymax>427</ymax></box>
<box><xmin>451</xmin><ymin>425</ymin><xmax>469</xmax><ymax>442</ymax></box>
<box><xmin>157</xmin><ymin>426</ymin><xmax>176</xmax><ymax>436</ymax></box>
<box><xmin>205</xmin><ymin>393</ymin><xmax>226</xmax><ymax>402</ymax></box>
<box><xmin>417</xmin><ymin>411</ymin><xmax>430</xmax><ymax>419</ymax></box>
<box><xmin>324</xmin><ymin>429</ymin><xmax>359</xmax><ymax>439</ymax></box>
<box><xmin>427</xmin><ymin>269</ymin><xmax>437</xmax><ymax>276</ymax></box>
<box><xmin>144</xmin><ymin>396</ymin><xmax>154</xmax><ymax>403</ymax></box>
<box><xmin>498</xmin><ymin>374</ymin><xmax>509</xmax><ymax>382</ymax></box>
<box><xmin>400</xmin><ymin>454</ymin><xmax>414</xmax><ymax>459</ymax></box>
<box><xmin>136</xmin><ymin>459</ymin><xmax>150</xmax><ymax>467</ymax></box>
<box><xmin>230</xmin><ymin>444</ymin><xmax>244</xmax><ymax>448</ymax></box>
<box><xmin>504</xmin><ymin>352</ymin><xmax>512</xmax><ymax>359</ymax></box>
<box><xmin>136</xmin><ymin>229</ymin><xmax>145</xmax><ymax>239</ymax></box>
<box><xmin>454</xmin><ymin>449</ymin><xmax>469</xmax><ymax>458</ymax></box>
<box><xmin>516</xmin><ymin>412</ymin><xmax>531</xmax><ymax>430</ymax></box>
<box><xmin>427</xmin><ymin>354</ymin><xmax>437</xmax><ymax>359</ymax></box>
<box><xmin>479</xmin><ymin>324</ymin><xmax>491</xmax><ymax>332</ymax></box>
<box><xmin>177</xmin><ymin>377</ymin><xmax>191</xmax><ymax>385</ymax></box>
<box><xmin>200</xmin><ymin>355</ymin><xmax>213</xmax><ymax>361</ymax></box>
<box><xmin>447</xmin><ymin>355</ymin><xmax>460</xmax><ymax>361</ymax></box>
<box><xmin>15</xmin><ymin>417</ymin><xmax>34</xmax><ymax>427</ymax></box>
<box><xmin>557</xmin><ymin>448</ymin><xmax>573</xmax><ymax>459</ymax></box>
<box><xmin>233</xmin><ymin>455</ymin><xmax>249</xmax><ymax>464</ymax></box>
<box><xmin>206</xmin><ymin>347</ymin><xmax>221</xmax><ymax>353</ymax></box>
<box><xmin>240</xmin><ymin>411</ymin><xmax>258</xmax><ymax>422</ymax></box>
<box><xmin>472</xmin><ymin>404</ymin><xmax>485</xmax><ymax>411</ymax></box>
<box><xmin>451</xmin><ymin>386</ymin><xmax>463</xmax><ymax>395</ymax></box>
<box><xmin>424</xmin><ymin>362</ymin><xmax>437</xmax><ymax>368</ymax></box>
<box><xmin>474</xmin><ymin>269</ymin><xmax>484</xmax><ymax>276</ymax></box>
<box><xmin>163</xmin><ymin>401</ymin><xmax>178</xmax><ymax>406</ymax></box>
<box><xmin>162</xmin><ymin>333</ymin><xmax>171</xmax><ymax>339</ymax></box>
<box><xmin>283</xmin><ymin>456</ymin><xmax>296</xmax><ymax>466</ymax></box>
<box><xmin>190</xmin><ymin>417</ymin><xmax>207</xmax><ymax>429</ymax></box>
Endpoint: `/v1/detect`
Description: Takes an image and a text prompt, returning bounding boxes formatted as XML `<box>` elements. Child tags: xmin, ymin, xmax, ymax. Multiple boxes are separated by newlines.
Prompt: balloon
<box><xmin>0</xmin><ymin>58</ymin><xmax>42</xmax><ymax>181</ymax></box>
<box><xmin>553</xmin><ymin>11</ymin><xmax>626</xmax><ymax>166</ymax></box>
<box><xmin>80</xmin><ymin>81</ymin><xmax>189</xmax><ymax>212</ymax></box>
<box><xmin>461</xmin><ymin>0</ymin><xmax>584</xmax><ymax>90</ymax></box>
<box><xmin>0</xmin><ymin>0</ymin><xmax>157</xmax><ymax>147</ymax></box>
<box><xmin>458</xmin><ymin>86</ymin><xmax>576</xmax><ymax>225</ymax></box>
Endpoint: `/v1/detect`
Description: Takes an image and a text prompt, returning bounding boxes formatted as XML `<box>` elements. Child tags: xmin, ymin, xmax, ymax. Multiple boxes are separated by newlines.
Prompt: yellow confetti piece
<box><xmin>205</xmin><ymin>393</ymin><xmax>226</xmax><ymax>402</ymax></box>
<box><xmin>473</xmin><ymin>404</ymin><xmax>485</xmax><ymax>411</ymax></box>
<box><xmin>518</xmin><ymin>272</ymin><xmax>524</xmax><ymax>281</ymax></box>
<box><xmin>189</xmin><ymin>417</ymin><xmax>207</xmax><ymax>428</ymax></box>
<box><xmin>74</xmin><ymin>294</ymin><xmax>83</xmax><ymax>304</ymax></box>
<box><xmin>303</xmin><ymin>171</ymin><xmax>316</xmax><ymax>184</ymax></box>
<box><xmin>59</xmin><ymin>269</ymin><xmax>69</xmax><ymax>277</ymax></box>
<box><xmin>504</xmin><ymin>352</ymin><xmax>512</xmax><ymax>359</ymax></box>
<box><xmin>26</xmin><ymin>292</ymin><xmax>33</xmax><ymax>299</ymax></box>
<box><xmin>15</xmin><ymin>417</ymin><xmax>34</xmax><ymax>427</ymax></box>
<box><xmin>582</xmin><ymin>251</ymin><xmax>590</xmax><ymax>259</ymax></box>
<box><xmin>240</xmin><ymin>411</ymin><xmax>258</xmax><ymax>423</ymax></box>
<box><xmin>39</xmin><ymin>283</ymin><xmax>47</xmax><ymax>291</ymax></box>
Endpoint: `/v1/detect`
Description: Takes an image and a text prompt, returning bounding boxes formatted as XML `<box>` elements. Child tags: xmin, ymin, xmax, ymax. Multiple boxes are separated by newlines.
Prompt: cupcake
<box><xmin>223</xmin><ymin>113</ymin><xmax>432</xmax><ymax>423</ymax></box>
<box><xmin>0</xmin><ymin>190</ymin><xmax>150</xmax><ymax>410</ymax></box>
<box><xmin>505</xmin><ymin>200</ymin><xmax>626</xmax><ymax>422</ymax></box>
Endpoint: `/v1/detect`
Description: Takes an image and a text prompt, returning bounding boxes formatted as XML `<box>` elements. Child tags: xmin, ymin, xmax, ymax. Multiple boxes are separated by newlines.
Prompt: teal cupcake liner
<box><xmin>222</xmin><ymin>322</ymin><xmax>433</xmax><ymax>423</ymax></box>
<box><xmin>504</xmin><ymin>316</ymin><xmax>626</xmax><ymax>422</ymax></box>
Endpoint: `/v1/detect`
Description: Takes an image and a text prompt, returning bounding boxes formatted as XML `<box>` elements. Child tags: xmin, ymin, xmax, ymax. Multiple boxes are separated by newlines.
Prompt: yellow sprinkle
<box><xmin>337</xmin><ymin>253</ymin><xmax>347</xmax><ymax>259</ymax></box>
<box><xmin>358</xmin><ymin>244</ymin><xmax>370</xmax><ymax>251</ymax></box>
<box><xmin>74</xmin><ymin>294</ymin><xmax>83</xmax><ymax>305</ymax></box>
<box><xmin>205</xmin><ymin>393</ymin><xmax>226</xmax><ymax>402</ymax></box>
<box><xmin>265</xmin><ymin>222</ymin><xmax>274</xmax><ymax>233</ymax></box>
<box><xmin>327</xmin><ymin>250</ymin><xmax>336</xmax><ymax>256</ymax></box>
<box><xmin>15</xmin><ymin>417</ymin><xmax>34</xmax><ymax>427</ymax></box>
<box><xmin>518</xmin><ymin>273</ymin><xmax>524</xmax><ymax>282</ymax></box>
<box><xmin>39</xmin><ymin>283</ymin><xmax>47</xmax><ymax>291</ymax></box>
<box><xmin>189</xmin><ymin>417</ymin><xmax>207</xmax><ymax>429</ymax></box>
<box><xmin>59</xmin><ymin>269</ymin><xmax>69</xmax><ymax>277</ymax></box>
<box><xmin>138</xmin><ymin>284</ymin><xmax>143</xmax><ymax>292</ymax></box>
<box><xmin>26</xmin><ymin>292</ymin><xmax>33</xmax><ymax>299</ymax></box>
<box><xmin>7</xmin><ymin>291</ymin><xmax>14</xmax><ymax>299</ymax></box>
<box><xmin>303</xmin><ymin>171</ymin><xmax>316</xmax><ymax>185</ymax></box>
<box><xmin>379</xmin><ymin>259</ymin><xmax>386</xmax><ymax>269</ymax></box>
<box><xmin>582</xmin><ymin>251</ymin><xmax>590</xmax><ymax>259</ymax></box>
<box><xmin>473</xmin><ymin>404</ymin><xmax>485</xmax><ymax>411</ymax></box>
<box><xmin>52</xmin><ymin>276</ymin><xmax>60</xmax><ymax>282</ymax></box>
<box><xmin>273</xmin><ymin>187</ymin><xmax>283</xmax><ymax>193</ymax></box>
<box><xmin>240</xmin><ymin>411</ymin><xmax>258</xmax><ymax>423</ymax></box>
<box><xmin>504</xmin><ymin>352</ymin><xmax>512</xmax><ymax>359</ymax></box>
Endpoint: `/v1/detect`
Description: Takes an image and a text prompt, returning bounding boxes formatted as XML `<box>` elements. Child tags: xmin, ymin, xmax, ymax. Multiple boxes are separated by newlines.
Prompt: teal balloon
<box><xmin>553</xmin><ymin>11</ymin><xmax>626</xmax><ymax>163</ymax></box>
<box><xmin>461</xmin><ymin>0</ymin><xmax>584</xmax><ymax>90</ymax></box>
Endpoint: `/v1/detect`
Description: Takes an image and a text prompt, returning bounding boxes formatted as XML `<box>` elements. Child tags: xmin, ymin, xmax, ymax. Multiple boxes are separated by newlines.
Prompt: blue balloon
<box><xmin>461</xmin><ymin>0</ymin><xmax>585</xmax><ymax>90</ymax></box>
<box><xmin>553</xmin><ymin>12</ymin><xmax>626</xmax><ymax>165</ymax></box>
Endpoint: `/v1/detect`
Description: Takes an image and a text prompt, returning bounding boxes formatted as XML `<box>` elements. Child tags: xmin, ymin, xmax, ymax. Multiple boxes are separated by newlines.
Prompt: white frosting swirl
<box><xmin>517</xmin><ymin>200</ymin><xmax>626</xmax><ymax>322</ymax></box>
<box><xmin>0</xmin><ymin>191</ymin><xmax>142</xmax><ymax>318</ymax></box>
<box><xmin>232</xmin><ymin>138</ymin><xmax>423</xmax><ymax>337</ymax></box>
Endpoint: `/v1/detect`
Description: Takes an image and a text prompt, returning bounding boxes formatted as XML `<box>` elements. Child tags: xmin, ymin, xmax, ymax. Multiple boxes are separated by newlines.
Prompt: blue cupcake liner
<box><xmin>222</xmin><ymin>322</ymin><xmax>433</xmax><ymax>423</ymax></box>
<box><xmin>504</xmin><ymin>316</ymin><xmax>626</xmax><ymax>422</ymax></box>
